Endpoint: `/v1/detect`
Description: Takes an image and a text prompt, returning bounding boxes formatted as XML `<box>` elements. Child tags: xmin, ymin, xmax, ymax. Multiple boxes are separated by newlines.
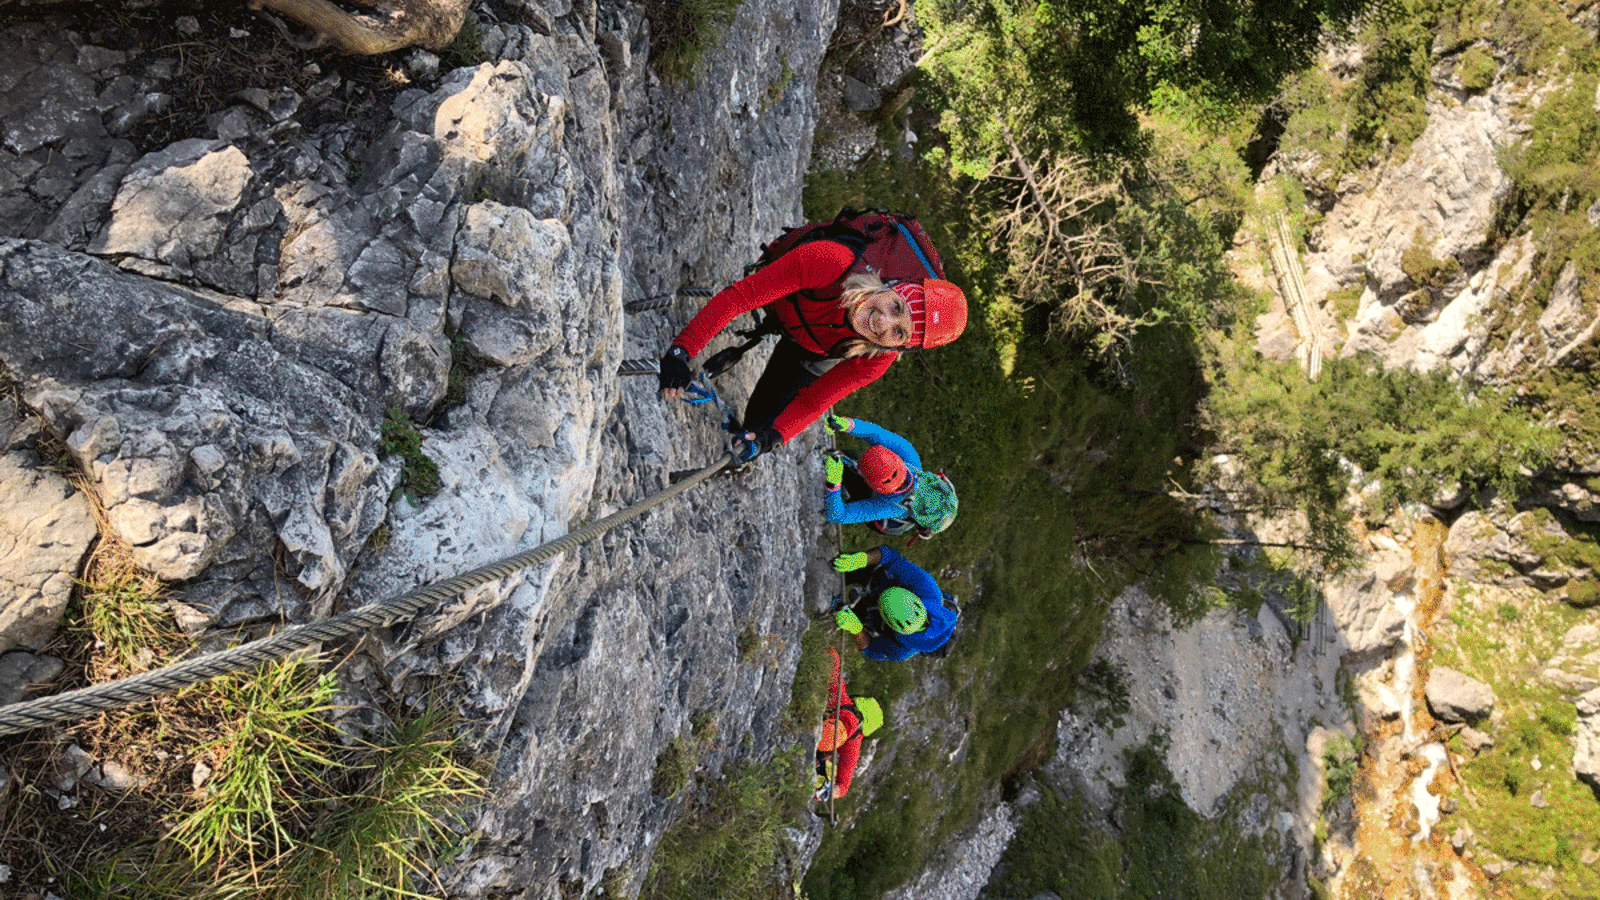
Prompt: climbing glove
<box><xmin>658</xmin><ymin>345</ymin><xmax>694</xmax><ymax>393</ymax></box>
<box><xmin>733</xmin><ymin>426</ymin><xmax>781</xmax><ymax>463</ymax></box>
<box><xmin>832</xmin><ymin>551</ymin><xmax>870</xmax><ymax>573</ymax></box>
<box><xmin>824</xmin><ymin>413</ymin><xmax>852</xmax><ymax>435</ymax></box>
<box><xmin>824</xmin><ymin>456</ymin><xmax>844</xmax><ymax>487</ymax></box>
<box><xmin>835</xmin><ymin>609</ymin><xmax>863</xmax><ymax>634</ymax></box>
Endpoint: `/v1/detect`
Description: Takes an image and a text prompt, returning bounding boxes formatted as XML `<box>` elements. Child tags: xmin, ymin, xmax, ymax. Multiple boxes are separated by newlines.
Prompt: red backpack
<box><xmin>748</xmin><ymin>207</ymin><xmax>946</xmax><ymax>282</ymax></box>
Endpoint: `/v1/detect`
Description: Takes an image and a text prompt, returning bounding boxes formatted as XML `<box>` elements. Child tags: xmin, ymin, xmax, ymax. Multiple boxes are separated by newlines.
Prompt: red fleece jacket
<box><xmin>818</xmin><ymin>648</ymin><xmax>864</xmax><ymax>797</ymax></box>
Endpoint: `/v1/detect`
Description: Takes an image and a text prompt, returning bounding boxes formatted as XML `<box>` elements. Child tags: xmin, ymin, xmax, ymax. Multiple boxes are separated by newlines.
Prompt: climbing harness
<box><xmin>0</xmin><ymin>453</ymin><xmax>736</xmax><ymax>738</ymax></box>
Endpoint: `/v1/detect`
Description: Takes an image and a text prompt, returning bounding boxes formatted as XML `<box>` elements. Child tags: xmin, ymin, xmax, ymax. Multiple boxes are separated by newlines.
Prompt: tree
<box><xmin>250</xmin><ymin>0</ymin><xmax>469</xmax><ymax>55</ymax></box>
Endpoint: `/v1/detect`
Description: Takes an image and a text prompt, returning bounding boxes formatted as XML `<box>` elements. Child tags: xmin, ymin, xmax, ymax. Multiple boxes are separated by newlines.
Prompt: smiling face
<box><xmin>848</xmin><ymin>289</ymin><xmax>913</xmax><ymax>348</ymax></box>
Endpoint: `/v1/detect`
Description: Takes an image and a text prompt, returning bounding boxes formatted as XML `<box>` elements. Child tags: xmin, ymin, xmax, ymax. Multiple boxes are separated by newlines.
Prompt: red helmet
<box><xmin>911</xmin><ymin>279</ymin><xmax>967</xmax><ymax>349</ymax></box>
<box><xmin>859</xmin><ymin>445</ymin><xmax>909</xmax><ymax>494</ymax></box>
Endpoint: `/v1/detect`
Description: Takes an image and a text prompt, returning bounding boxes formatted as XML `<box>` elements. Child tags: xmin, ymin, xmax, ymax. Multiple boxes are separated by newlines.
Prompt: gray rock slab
<box><xmin>1426</xmin><ymin>665</ymin><xmax>1496</xmax><ymax>723</ymax></box>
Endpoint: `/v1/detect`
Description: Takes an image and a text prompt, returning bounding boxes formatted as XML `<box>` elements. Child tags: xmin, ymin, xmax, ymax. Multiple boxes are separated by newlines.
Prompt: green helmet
<box><xmin>856</xmin><ymin>698</ymin><xmax>884</xmax><ymax>736</ymax></box>
<box><xmin>879</xmin><ymin>587</ymin><xmax>927</xmax><ymax>634</ymax></box>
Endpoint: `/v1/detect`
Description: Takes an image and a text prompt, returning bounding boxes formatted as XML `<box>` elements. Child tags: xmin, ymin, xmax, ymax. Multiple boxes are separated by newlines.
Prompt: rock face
<box><xmin>1049</xmin><ymin>583</ymin><xmax>1347</xmax><ymax>881</ymax></box>
<box><xmin>1576</xmin><ymin>688</ymin><xmax>1600</xmax><ymax>794</ymax></box>
<box><xmin>0</xmin><ymin>395</ymin><xmax>97</xmax><ymax>654</ymax></box>
<box><xmin>0</xmin><ymin>2</ymin><xmax>839</xmax><ymax>896</ymax></box>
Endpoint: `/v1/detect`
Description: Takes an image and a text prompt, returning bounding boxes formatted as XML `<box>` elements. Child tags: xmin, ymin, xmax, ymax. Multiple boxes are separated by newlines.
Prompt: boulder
<box><xmin>1426</xmin><ymin>665</ymin><xmax>1496</xmax><ymax>723</ymax></box>
<box><xmin>1324</xmin><ymin>564</ymin><xmax>1408</xmax><ymax>658</ymax></box>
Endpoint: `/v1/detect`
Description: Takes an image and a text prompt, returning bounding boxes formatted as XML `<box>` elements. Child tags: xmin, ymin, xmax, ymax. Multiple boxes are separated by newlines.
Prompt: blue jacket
<box><xmin>825</xmin><ymin>420</ymin><xmax>923</xmax><ymax>526</ymax></box>
<box><xmin>861</xmin><ymin>546</ymin><xmax>956</xmax><ymax>662</ymax></box>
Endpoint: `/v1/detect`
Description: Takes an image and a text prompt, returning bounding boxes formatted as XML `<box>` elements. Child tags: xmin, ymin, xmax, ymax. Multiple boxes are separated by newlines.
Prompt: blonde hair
<box><xmin>835</xmin><ymin>273</ymin><xmax>899</xmax><ymax>358</ymax></box>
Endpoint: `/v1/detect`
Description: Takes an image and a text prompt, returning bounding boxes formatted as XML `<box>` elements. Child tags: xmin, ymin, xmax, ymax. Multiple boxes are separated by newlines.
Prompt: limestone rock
<box><xmin>1444</xmin><ymin>508</ymin><xmax>1582</xmax><ymax>588</ymax></box>
<box><xmin>89</xmin><ymin>139</ymin><xmax>280</xmax><ymax>296</ymax></box>
<box><xmin>1324</xmin><ymin>563</ymin><xmax>1408</xmax><ymax>657</ymax></box>
<box><xmin>0</xmin><ymin>397</ymin><xmax>96</xmax><ymax>653</ymax></box>
<box><xmin>0</xmin><ymin>650</ymin><xmax>65</xmax><ymax>705</ymax></box>
<box><xmin>1459</xmin><ymin>725</ymin><xmax>1494</xmax><ymax>753</ymax></box>
<box><xmin>1543</xmin><ymin>624</ymin><xmax>1600</xmax><ymax>692</ymax></box>
<box><xmin>1426</xmin><ymin>665</ymin><xmax>1496</xmax><ymax>723</ymax></box>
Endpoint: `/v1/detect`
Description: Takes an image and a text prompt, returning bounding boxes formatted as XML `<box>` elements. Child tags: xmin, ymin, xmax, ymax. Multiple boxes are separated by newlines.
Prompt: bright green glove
<box><xmin>835</xmin><ymin>609</ymin><xmax>864</xmax><ymax>634</ymax></box>
<box><xmin>832</xmin><ymin>551</ymin><xmax>870</xmax><ymax>573</ymax></box>
<box><xmin>824</xmin><ymin>456</ymin><xmax>844</xmax><ymax>486</ymax></box>
<box><xmin>824</xmin><ymin>414</ymin><xmax>852</xmax><ymax>435</ymax></box>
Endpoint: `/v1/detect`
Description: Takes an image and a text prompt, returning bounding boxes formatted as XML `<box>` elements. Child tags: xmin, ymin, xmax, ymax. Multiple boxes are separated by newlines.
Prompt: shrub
<box><xmin>1399</xmin><ymin>228</ymin><xmax>1461</xmax><ymax>290</ymax></box>
<box><xmin>1321</xmin><ymin>733</ymin><xmax>1359</xmax><ymax>816</ymax></box>
<box><xmin>643</xmin><ymin>0</ymin><xmax>741</xmax><ymax>84</ymax></box>
<box><xmin>1456</xmin><ymin>45</ymin><xmax>1497</xmax><ymax>93</ymax></box>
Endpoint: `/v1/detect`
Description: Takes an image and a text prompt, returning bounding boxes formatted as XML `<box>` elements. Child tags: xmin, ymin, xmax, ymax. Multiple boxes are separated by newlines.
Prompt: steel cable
<box><xmin>0</xmin><ymin>455</ymin><xmax>734</xmax><ymax>737</ymax></box>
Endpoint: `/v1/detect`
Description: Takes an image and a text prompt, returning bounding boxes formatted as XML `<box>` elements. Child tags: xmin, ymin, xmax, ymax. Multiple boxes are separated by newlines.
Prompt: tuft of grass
<box><xmin>1455</xmin><ymin>44</ymin><xmax>1497</xmax><ymax>93</ymax></box>
<box><xmin>161</xmin><ymin>660</ymin><xmax>344</xmax><ymax>882</ymax></box>
<box><xmin>644</xmin><ymin>0</ymin><xmax>741</xmax><ymax>84</ymax></box>
<box><xmin>380</xmin><ymin>408</ymin><xmax>442</xmax><ymax>502</ymax></box>
<box><xmin>73</xmin><ymin>549</ymin><xmax>188</xmax><ymax>679</ymax></box>
<box><xmin>652</xmin><ymin>710</ymin><xmax>723</xmax><ymax>799</ymax></box>
<box><xmin>439</xmin><ymin>15</ymin><xmax>487</xmax><ymax>70</ymax></box>
<box><xmin>641</xmin><ymin>750</ymin><xmax>810</xmax><ymax>900</ymax></box>
<box><xmin>274</xmin><ymin>700</ymin><xmax>489</xmax><ymax>899</ymax></box>
<box><xmin>443</xmin><ymin>335</ymin><xmax>491</xmax><ymax>409</ymax></box>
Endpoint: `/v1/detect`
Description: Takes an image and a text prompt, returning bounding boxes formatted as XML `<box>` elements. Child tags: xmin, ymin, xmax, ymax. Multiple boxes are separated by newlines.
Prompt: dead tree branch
<box><xmin>250</xmin><ymin>0</ymin><xmax>469</xmax><ymax>54</ymax></box>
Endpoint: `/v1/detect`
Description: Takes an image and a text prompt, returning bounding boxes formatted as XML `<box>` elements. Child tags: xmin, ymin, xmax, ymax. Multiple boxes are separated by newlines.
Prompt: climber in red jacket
<box><xmin>658</xmin><ymin>235</ymin><xmax>967</xmax><ymax>463</ymax></box>
<box><xmin>814</xmin><ymin>648</ymin><xmax>884</xmax><ymax>801</ymax></box>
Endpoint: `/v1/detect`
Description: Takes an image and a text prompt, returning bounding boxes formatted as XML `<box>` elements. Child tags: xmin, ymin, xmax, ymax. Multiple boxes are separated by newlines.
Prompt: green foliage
<box><xmin>53</xmin><ymin>671</ymin><xmax>484</xmax><ymax>900</ymax></box>
<box><xmin>1347</xmin><ymin>3</ymin><xmax>1432</xmax><ymax>163</ymax></box>
<box><xmin>273</xmin><ymin>702</ymin><xmax>488</xmax><ymax>899</ymax></box>
<box><xmin>1566</xmin><ymin>580</ymin><xmax>1599</xmax><ymax>607</ymax></box>
<box><xmin>1455</xmin><ymin>44</ymin><xmax>1497</xmax><ymax>92</ymax></box>
<box><xmin>73</xmin><ymin>562</ymin><xmax>187</xmax><ymax>676</ymax></box>
<box><xmin>380</xmin><ymin>408</ymin><xmax>441</xmax><ymax>502</ymax></box>
<box><xmin>920</xmin><ymin>0</ymin><xmax>1372</xmax><ymax>161</ymax></box>
<box><xmin>986</xmin><ymin>786</ymin><xmax>1121</xmax><ymax>898</ymax></box>
<box><xmin>1320</xmin><ymin>733</ymin><xmax>1359</xmax><ymax>816</ymax></box>
<box><xmin>652</xmin><ymin>736</ymin><xmax>700</xmax><ymax>799</ymax></box>
<box><xmin>439</xmin><ymin>15</ymin><xmax>486</xmax><ymax>69</ymax></box>
<box><xmin>444</xmin><ymin>335</ymin><xmax>490</xmax><ymax>409</ymax></box>
<box><xmin>1399</xmin><ymin>228</ymin><xmax>1461</xmax><ymax>290</ymax></box>
<box><xmin>802</xmin><ymin>743</ymin><xmax>948</xmax><ymax>900</ymax></box>
<box><xmin>642</xmin><ymin>751</ymin><xmax>809</xmax><ymax>900</ymax></box>
<box><xmin>1205</xmin><ymin>353</ymin><xmax>1559</xmax><ymax>549</ymax></box>
<box><xmin>1077</xmin><ymin>658</ymin><xmax>1132</xmax><ymax>729</ymax></box>
<box><xmin>643</xmin><ymin>0</ymin><xmax>741</xmax><ymax>84</ymax></box>
<box><xmin>1327</xmin><ymin>284</ymin><xmax>1364</xmax><ymax>322</ymax></box>
<box><xmin>1433</xmin><ymin>590</ymin><xmax>1600</xmax><ymax>898</ymax></box>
